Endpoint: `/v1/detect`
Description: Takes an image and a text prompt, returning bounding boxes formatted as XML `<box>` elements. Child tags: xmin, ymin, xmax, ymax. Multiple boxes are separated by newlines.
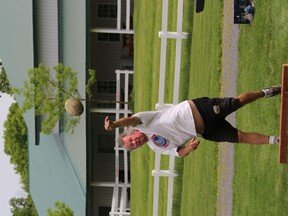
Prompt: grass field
<box><xmin>131</xmin><ymin>0</ymin><xmax>288</xmax><ymax>216</ymax></box>
<box><xmin>132</xmin><ymin>0</ymin><xmax>222</xmax><ymax>215</ymax></box>
<box><xmin>234</xmin><ymin>1</ymin><xmax>288</xmax><ymax>215</ymax></box>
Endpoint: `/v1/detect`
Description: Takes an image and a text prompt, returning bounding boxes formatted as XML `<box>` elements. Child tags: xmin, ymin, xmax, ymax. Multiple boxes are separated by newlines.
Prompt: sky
<box><xmin>0</xmin><ymin>93</ymin><xmax>26</xmax><ymax>216</ymax></box>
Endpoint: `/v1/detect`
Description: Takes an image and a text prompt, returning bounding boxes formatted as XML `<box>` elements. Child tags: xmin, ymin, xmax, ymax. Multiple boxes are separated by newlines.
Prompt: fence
<box><xmin>89</xmin><ymin>0</ymin><xmax>134</xmax><ymax>214</ymax></box>
<box><xmin>90</xmin><ymin>0</ymin><xmax>134</xmax><ymax>34</ymax></box>
<box><xmin>111</xmin><ymin>70</ymin><xmax>134</xmax><ymax>216</ymax></box>
<box><xmin>90</xmin><ymin>70</ymin><xmax>133</xmax><ymax>216</ymax></box>
<box><xmin>152</xmin><ymin>0</ymin><xmax>188</xmax><ymax>216</ymax></box>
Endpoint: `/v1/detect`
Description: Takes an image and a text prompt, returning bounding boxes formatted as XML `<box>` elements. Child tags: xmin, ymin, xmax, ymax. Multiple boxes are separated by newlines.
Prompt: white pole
<box><xmin>166</xmin><ymin>155</ymin><xmax>175</xmax><ymax>216</ymax></box>
<box><xmin>173</xmin><ymin>0</ymin><xmax>184</xmax><ymax>105</ymax></box>
<box><xmin>110</xmin><ymin>212</ymin><xmax>130</xmax><ymax>216</ymax></box>
<box><xmin>111</xmin><ymin>186</ymin><xmax>118</xmax><ymax>215</ymax></box>
<box><xmin>116</xmin><ymin>71</ymin><xmax>121</xmax><ymax>136</ymax></box>
<box><xmin>173</xmin><ymin>39</ymin><xmax>182</xmax><ymax>105</ymax></box>
<box><xmin>153</xmin><ymin>152</ymin><xmax>161</xmax><ymax>216</ymax></box>
<box><xmin>158</xmin><ymin>0</ymin><xmax>169</xmax><ymax>106</ymax></box>
<box><xmin>119</xmin><ymin>186</ymin><xmax>127</xmax><ymax>216</ymax></box>
<box><xmin>117</xmin><ymin>0</ymin><xmax>121</xmax><ymax>30</ymax></box>
<box><xmin>115</xmin><ymin>71</ymin><xmax>121</xmax><ymax>213</ymax></box>
<box><xmin>124</xmin><ymin>72</ymin><xmax>129</xmax><ymax>115</ymax></box>
<box><xmin>126</xmin><ymin>0</ymin><xmax>131</xmax><ymax>30</ymax></box>
<box><xmin>124</xmin><ymin>71</ymin><xmax>130</xmax><ymax>208</ymax></box>
<box><xmin>176</xmin><ymin>0</ymin><xmax>184</xmax><ymax>33</ymax></box>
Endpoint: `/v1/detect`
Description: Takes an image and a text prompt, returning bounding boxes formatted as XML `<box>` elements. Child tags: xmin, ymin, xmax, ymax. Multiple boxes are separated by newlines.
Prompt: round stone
<box><xmin>65</xmin><ymin>98</ymin><xmax>84</xmax><ymax>116</ymax></box>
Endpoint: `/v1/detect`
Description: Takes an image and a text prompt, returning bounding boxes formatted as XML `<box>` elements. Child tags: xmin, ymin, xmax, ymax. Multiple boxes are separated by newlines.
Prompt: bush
<box><xmin>0</xmin><ymin>67</ymin><xmax>12</xmax><ymax>94</ymax></box>
<box><xmin>3</xmin><ymin>103</ymin><xmax>29</xmax><ymax>191</ymax></box>
<box><xmin>47</xmin><ymin>202</ymin><xmax>73</xmax><ymax>216</ymax></box>
<box><xmin>9</xmin><ymin>196</ymin><xmax>38</xmax><ymax>216</ymax></box>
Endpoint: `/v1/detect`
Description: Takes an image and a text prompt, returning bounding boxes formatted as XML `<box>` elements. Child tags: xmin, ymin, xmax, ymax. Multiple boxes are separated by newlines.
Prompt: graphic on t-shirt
<box><xmin>151</xmin><ymin>134</ymin><xmax>170</xmax><ymax>148</ymax></box>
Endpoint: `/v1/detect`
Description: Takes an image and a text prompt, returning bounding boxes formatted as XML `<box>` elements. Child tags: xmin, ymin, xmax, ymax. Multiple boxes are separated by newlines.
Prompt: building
<box><xmin>0</xmin><ymin>0</ymin><xmax>133</xmax><ymax>215</ymax></box>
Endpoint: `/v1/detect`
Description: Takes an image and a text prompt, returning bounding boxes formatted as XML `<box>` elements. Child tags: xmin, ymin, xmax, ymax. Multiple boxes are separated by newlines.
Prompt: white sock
<box><xmin>261</xmin><ymin>89</ymin><xmax>269</xmax><ymax>97</ymax></box>
<box><xmin>269</xmin><ymin>136</ymin><xmax>279</xmax><ymax>144</ymax></box>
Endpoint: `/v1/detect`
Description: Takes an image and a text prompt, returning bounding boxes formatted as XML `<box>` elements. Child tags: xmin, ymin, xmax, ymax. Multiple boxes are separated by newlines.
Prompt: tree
<box><xmin>0</xmin><ymin>66</ymin><xmax>12</xmax><ymax>94</ymax></box>
<box><xmin>9</xmin><ymin>196</ymin><xmax>38</xmax><ymax>216</ymax></box>
<box><xmin>14</xmin><ymin>64</ymin><xmax>96</xmax><ymax>134</ymax></box>
<box><xmin>47</xmin><ymin>202</ymin><xmax>73</xmax><ymax>216</ymax></box>
<box><xmin>3</xmin><ymin>103</ymin><xmax>29</xmax><ymax>191</ymax></box>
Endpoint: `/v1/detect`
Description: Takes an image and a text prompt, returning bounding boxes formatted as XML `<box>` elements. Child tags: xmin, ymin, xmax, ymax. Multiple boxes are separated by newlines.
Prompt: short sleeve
<box><xmin>158</xmin><ymin>148</ymin><xmax>180</xmax><ymax>157</ymax></box>
<box><xmin>133</xmin><ymin>110</ymin><xmax>162</xmax><ymax>125</ymax></box>
<box><xmin>147</xmin><ymin>143</ymin><xmax>180</xmax><ymax>157</ymax></box>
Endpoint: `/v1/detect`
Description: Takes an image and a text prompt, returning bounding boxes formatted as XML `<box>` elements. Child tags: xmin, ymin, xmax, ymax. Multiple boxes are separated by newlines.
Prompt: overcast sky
<box><xmin>0</xmin><ymin>93</ymin><xmax>26</xmax><ymax>216</ymax></box>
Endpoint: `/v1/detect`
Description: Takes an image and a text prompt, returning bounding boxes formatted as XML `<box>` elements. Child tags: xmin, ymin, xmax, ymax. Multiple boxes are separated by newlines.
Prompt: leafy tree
<box><xmin>14</xmin><ymin>64</ymin><xmax>96</xmax><ymax>134</ymax></box>
<box><xmin>0</xmin><ymin>66</ymin><xmax>12</xmax><ymax>94</ymax></box>
<box><xmin>3</xmin><ymin>103</ymin><xmax>29</xmax><ymax>191</ymax></box>
<box><xmin>47</xmin><ymin>202</ymin><xmax>73</xmax><ymax>216</ymax></box>
<box><xmin>9</xmin><ymin>196</ymin><xmax>38</xmax><ymax>216</ymax></box>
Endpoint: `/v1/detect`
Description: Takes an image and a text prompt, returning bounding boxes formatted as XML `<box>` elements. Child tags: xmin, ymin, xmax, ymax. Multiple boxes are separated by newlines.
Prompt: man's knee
<box><xmin>237</xmin><ymin>131</ymin><xmax>246</xmax><ymax>143</ymax></box>
<box><xmin>236</xmin><ymin>93</ymin><xmax>248</xmax><ymax>106</ymax></box>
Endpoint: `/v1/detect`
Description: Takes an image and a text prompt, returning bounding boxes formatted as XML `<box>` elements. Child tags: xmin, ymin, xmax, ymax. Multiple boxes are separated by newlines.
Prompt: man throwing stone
<box><xmin>104</xmin><ymin>85</ymin><xmax>281</xmax><ymax>158</ymax></box>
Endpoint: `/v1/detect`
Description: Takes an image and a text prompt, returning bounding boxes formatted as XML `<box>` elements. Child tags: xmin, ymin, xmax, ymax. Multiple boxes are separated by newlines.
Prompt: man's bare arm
<box><xmin>104</xmin><ymin>116</ymin><xmax>142</xmax><ymax>130</ymax></box>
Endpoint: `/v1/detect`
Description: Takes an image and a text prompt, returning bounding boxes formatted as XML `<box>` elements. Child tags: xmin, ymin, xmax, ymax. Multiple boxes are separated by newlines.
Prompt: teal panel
<box><xmin>0</xmin><ymin>0</ymin><xmax>35</xmax><ymax>143</ymax></box>
<box><xmin>0</xmin><ymin>0</ymin><xmax>34</xmax><ymax>91</ymax></box>
<box><xmin>0</xmin><ymin>1</ymin><xmax>87</xmax><ymax>215</ymax></box>
<box><xmin>30</xmin><ymin>135</ymin><xmax>85</xmax><ymax>215</ymax></box>
<box><xmin>60</xmin><ymin>0</ymin><xmax>87</xmax><ymax>190</ymax></box>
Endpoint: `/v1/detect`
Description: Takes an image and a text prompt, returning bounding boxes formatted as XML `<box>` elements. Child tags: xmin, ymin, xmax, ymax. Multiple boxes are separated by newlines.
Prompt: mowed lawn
<box><xmin>131</xmin><ymin>0</ymin><xmax>288</xmax><ymax>216</ymax></box>
<box><xmin>234</xmin><ymin>1</ymin><xmax>288</xmax><ymax>216</ymax></box>
<box><xmin>132</xmin><ymin>0</ymin><xmax>222</xmax><ymax>215</ymax></box>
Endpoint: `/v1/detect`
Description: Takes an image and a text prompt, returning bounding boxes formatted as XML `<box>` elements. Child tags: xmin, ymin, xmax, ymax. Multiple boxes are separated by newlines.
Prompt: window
<box><xmin>97</xmin><ymin>33</ymin><xmax>120</xmax><ymax>42</ymax></box>
<box><xmin>98</xmin><ymin>134</ymin><xmax>115</xmax><ymax>153</ymax></box>
<box><xmin>95</xmin><ymin>81</ymin><xmax>118</xmax><ymax>108</ymax></box>
<box><xmin>96</xmin><ymin>103</ymin><xmax>115</xmax><ymax>109</ymax></box>
<box><xmin>99</xmin><ymin>207</ymin><xmax>111</xmax><ymax>215</ymax></box>
<box><xmin>98</xmin><ymin>4</ymin><xmax>117</xmax><ymax>18</ymax></box>
<box><xmin>97</xmin><ymin>80</ymin><xmax>116</xmax><ymax>94</ymax></box>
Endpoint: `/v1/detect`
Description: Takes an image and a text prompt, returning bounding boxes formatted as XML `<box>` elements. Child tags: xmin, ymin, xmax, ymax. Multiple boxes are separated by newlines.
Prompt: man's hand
<box><xmin>104</xmin><ymin>115</ymin><xmax>141</xmax><ymax>130</ymax></box>
<box><xmin>177</xmin><ymin>137</ymin><xmax>200</xmax><ymax>158</ymax></box>
<box><xmin>104</xmin><ymin>116</ymin><xmax>115</xmax><ymax>130</ymax></box>
<box><xmin>187</xmin><ymin>137</ymin><xmax>200</xmax><ymax>151</ymax></box>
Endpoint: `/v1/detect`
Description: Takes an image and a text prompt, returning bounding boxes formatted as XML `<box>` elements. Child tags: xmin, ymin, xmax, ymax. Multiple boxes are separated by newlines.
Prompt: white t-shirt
<box><xmin>133</xmin><ymin>100</ymin><xmax>197</xmax><ymax>157</ymax></box>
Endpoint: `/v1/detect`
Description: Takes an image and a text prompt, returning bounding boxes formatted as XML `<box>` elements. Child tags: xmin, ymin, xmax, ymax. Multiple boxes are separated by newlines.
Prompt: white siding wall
<box><xmin>89</xmin><ymin>0</ymin><xmax>133</xmax><ymax>214</ymax></box>
<box><xmin>35</xmin><ymin>0</ymin><xmax>60</xmax><ymax>133</ymax></box>
<box><xmin>36</xmin><ymin>0</ymin><xmax>59</xmax><ymax>67</ymax></box>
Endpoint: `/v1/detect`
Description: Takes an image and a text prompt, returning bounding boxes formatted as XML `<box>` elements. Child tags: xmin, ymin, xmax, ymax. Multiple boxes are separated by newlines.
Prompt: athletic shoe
<box><xmin>269</xmin><ymin>135</ymin><xmax>279</xmax><ymax>144</ymax></box>
<box><xmin>262</xmin><ymin>84</ymin><xmax>281</xmax><ymax>97</ymax></box>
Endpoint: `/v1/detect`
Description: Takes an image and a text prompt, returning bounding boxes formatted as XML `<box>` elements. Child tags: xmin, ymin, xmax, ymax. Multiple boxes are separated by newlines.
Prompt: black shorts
<box><xmin>192</xmin><ymin>97</ymin><xmax>242</xmax><ymax>143</ymax></box>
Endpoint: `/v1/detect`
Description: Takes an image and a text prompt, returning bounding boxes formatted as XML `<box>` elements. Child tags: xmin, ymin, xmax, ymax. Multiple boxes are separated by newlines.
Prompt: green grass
<box><xmin>234</xmin><ymin>1</ymin><xmax>288</xmax><ymax>216</ymax></box>
<box><xmin>132</xmin><ymin>0</ymin><xmax>223</xmax><ymax>215</ymax></box>
<box><xmin>180</xmin><ymin>1</ymin><xmax>223</xmax><ymax>216</ymax></box>
<box><xmin>132</xmin><ymin>0</ymin><xmax>288</xmax><ymax>216</ymax></box>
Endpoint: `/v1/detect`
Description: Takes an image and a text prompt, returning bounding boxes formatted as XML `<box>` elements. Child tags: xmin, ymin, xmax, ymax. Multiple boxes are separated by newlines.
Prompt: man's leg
<box><xmin>235</xmin><ymin>85</ymin><xmax>281</xmax><ymax>144</ymax></box>
<box><xmin>238</xmin><ymin>130</ymin><xmax>279</xmax><ymax>145</ymax></box>
<box><xmin>237</xmin><ymin>84</ymin><xmax>281</xmax><ymax>106</ymax></box>
<box><xmin>202</xmin><ymin>119</ymin><xmax>279</xmax><ymax>145</ymax></box>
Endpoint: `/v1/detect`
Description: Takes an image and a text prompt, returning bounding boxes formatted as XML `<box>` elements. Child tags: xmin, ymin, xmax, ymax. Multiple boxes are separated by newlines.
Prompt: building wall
<box><xmin>90</xmin><ymin>34</ymin><xmax>122</xmax><ymax>81</ymax></box>
<box><xmin>34</xmin><ymin>0</ymin><xmax>59</xmax><ymax>68</ymax></box>
<box><xmin>89</xmin><ymin>0</ymin><xmax>134</xmax><ymax>81</ymax></box>
<box><xmin>60</xmin><ymin>0</ymin><xmax>88</xmax><ymax>191</ymax></box>
<box><xmin>30</xmin><ymin>135</ymin><xmax>86</xmax><ymax>216</ymax></box>
<box><xmin>90</xmin><ymin>114</ymin><xmax>127</xmax><ymax>183</ymax></box>
<box><xmin>31</xmin><ymin>1</ymin><xmax>86</xmax><ymax>215</ymax></box>
<box><xmin>88</xmin><ymin>1</ymin><xmax>134</xmax><ymax>215</ymax></box>
<box><xmin>90</xmin><ymin>0</ymin><xmax>133</xmax><ymax>29</ymax></box>
<box><xmin>0</xmin><ymin>0</ymin><xmax>87</xmax><ymax>215</ymax></box>
<box><xmin>0</xmin><ymin>0</ymin><xmax>35</xmax><ymax>141</ymax></box>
